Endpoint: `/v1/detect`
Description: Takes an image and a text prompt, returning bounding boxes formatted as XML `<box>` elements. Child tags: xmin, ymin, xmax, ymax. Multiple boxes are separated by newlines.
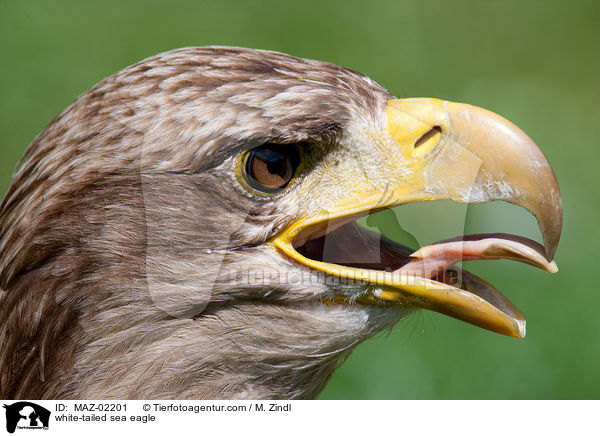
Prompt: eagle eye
<box><xmin>243</xmin><ymin>144</ymin><xmax>301</xmax><ymax>193</ymax></box>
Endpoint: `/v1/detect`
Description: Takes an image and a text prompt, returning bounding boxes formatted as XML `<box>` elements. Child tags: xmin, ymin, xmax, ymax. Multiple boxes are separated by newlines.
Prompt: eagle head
<box><xmin>0</xmin><ymin>47</ymin><xmax>562</xmax><ymax>399</ymax></box>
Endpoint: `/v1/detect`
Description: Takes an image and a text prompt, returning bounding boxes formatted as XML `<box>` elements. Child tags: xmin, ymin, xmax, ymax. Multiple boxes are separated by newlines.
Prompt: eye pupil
<box><xmin>245</xmin><ymin>144</ymin><xmax>300</xmax><ymax>193</ymax></box>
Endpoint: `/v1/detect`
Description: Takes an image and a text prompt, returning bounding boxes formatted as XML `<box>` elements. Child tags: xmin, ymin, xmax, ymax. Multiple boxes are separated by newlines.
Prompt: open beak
<box><xmin>272</xmin><ymin>98</ymin><xmax>563</xmax><ymax>338</ymax></box>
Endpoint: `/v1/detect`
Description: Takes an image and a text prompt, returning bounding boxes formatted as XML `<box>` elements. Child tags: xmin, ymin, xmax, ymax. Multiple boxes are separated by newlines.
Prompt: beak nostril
<box><xmin>415</xmin><ymin>125</ymin><xmax>442</xmax><ymax>149</ymax></box>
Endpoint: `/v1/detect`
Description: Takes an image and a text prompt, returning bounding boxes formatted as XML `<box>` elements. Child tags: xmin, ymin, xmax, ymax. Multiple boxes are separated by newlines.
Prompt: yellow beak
<box><xmin>272</xmin><ymin>98</ymin><xmax>563</xmax><ymax>338</ymax></box>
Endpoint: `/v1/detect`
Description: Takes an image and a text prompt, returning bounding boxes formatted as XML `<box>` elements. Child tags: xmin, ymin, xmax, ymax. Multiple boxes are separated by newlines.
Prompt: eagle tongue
<box><xmin>396</xmin><ymin>233</ymin><xmax>558</xmax><ymax>280</ymax></box>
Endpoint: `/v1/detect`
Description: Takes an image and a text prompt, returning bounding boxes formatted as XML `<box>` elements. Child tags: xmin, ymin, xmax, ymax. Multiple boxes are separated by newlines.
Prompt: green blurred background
<box><xmin>1</xmin><ymin>0</ymin><xmax>598</xmax><ymax>398</ymax></box>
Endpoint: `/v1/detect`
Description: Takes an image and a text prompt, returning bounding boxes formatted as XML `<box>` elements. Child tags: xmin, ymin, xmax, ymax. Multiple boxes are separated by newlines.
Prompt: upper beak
<box><xmin>272</xmin><ymin>98</ymin><xmax>563</xmax><ymax>338</ymax></box>
<box><xmin>392</xmin><ymin>99</ymin><xmax>562</xmax><ymax>260</ymax></box>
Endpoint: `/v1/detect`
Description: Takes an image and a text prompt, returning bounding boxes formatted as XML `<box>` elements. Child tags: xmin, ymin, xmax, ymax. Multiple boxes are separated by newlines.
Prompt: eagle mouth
<box><xmin>273</xmin><ymin>206</ymin><xmax>558</xmax><ymax>338</ymax></box>
<box><xmin>294</xmin><ymin>214</ymin><xmax>556</xmax><ymax>277</ymax></box>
